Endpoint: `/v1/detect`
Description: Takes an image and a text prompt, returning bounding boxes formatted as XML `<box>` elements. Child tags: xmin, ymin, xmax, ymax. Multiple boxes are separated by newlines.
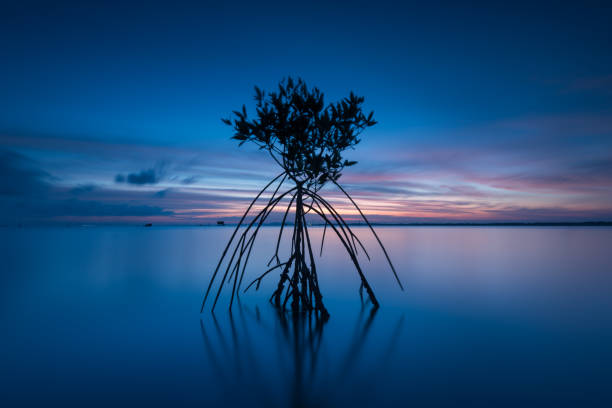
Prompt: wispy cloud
<box><xmin>1</xmin><ymin>110</ymin><xmax>611</xmax><ymax>225</ymax></box>
<box><xmin>0</xmin><ymin>150</ymin><xmax>52</xmax><ymax>197</ymax></box>
<box><xmin>0</xmin><ymin>149</ymin><xmax>173</xmax><ymax>224</ymax></box>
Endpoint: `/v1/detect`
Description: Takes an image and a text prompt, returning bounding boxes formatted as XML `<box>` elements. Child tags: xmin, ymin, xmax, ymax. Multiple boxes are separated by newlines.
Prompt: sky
<box><xmin>1</xmin><ymin>1</ymin><xmax>611</xmax><ymax>225</ymax></box>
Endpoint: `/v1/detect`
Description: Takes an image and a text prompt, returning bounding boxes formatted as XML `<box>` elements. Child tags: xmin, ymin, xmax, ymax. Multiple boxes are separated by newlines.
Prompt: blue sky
<box><xmin>1</xmin><ymin>1</ymin><xmax>611</xmax><ymax>224</ymax></box>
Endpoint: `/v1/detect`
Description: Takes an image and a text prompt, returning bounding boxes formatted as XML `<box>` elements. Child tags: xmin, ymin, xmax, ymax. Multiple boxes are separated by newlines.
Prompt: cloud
<box><xmin>128</xmin><ymin>169</ymin><xmax>158</xmax><ymax>184</ymax></box>
<box><xmin>115</xmin><ymin>161</ymin><xmax>170</xmax><ymax>185</ymax></box>
<box><xmin>181</xmin><ymin>176</ymin><xmax>199</xmax><ymax>185</ymax></box>
<box><xmin>0</xmin><ymin>150</ymin><xmax>51</xmax><ymax>197</ymax></box>
<box><xmin>41</xmin><ymin>199</ymin><xmax>173</xmax><ymax>217</ymax></box>
<box><xmin>154</xmin><ymin>188</ymin><xmax>171</xmax><ymax>198</ymax></box>
<box><xmin>2</xmin><ymin>119</ymin><xmax>611</xmax><ymax>224</ymax></box>
<box><xmin>70</xmin><ymin>184</ymin><xmax>96</xmax><ymax>195</ymax></box>
<box><xmin>116</xmin><ymin>168</ymin><xmax>160</xmax><ymax>185</ymax></box>
<box><xmin>0</xmin><ymin>150</ymin><xmax>174</xmax><ymax>225</ymax></box>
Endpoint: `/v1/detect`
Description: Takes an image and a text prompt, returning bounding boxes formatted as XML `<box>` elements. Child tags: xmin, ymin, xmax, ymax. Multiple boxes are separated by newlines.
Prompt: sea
<box><xmin>1</xmin><ymin>226</ymin><xmax>611</xmax><ymax>407</ymax></box>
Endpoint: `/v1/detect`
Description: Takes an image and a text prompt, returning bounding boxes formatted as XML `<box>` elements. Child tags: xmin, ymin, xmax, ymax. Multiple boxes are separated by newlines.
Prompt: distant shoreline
<box><xmin>334</xmin><ymin>221</ymin><xmax>612</xmax><ymax>227</ymax></box>
<box><xmin>243</xmin><ymin>221</ymin><xmax>612</xmax><ymax>227</ymax></box>
<box><xmin>4</xmin><ymin>221</ymin><xmax>612</xmax><ymax>228</ymax></box>
<box><xmin>193</xmin><ymin>221</ymin><xmax>612</xmax><ymax>227</ymax></box>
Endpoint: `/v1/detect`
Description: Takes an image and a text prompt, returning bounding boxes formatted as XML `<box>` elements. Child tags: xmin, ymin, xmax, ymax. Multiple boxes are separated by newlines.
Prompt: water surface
<box><xmin>1</xmin><ymin>226</ymin><xmax>611</xmax><ymax>406</ymax></box>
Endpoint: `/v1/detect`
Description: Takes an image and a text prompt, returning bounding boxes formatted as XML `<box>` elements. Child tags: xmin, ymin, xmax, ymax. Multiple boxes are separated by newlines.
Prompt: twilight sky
<box><xmin>1</xmin><ymin>1</ymin><xmax>611</xmax><ymax>224</ymax></box>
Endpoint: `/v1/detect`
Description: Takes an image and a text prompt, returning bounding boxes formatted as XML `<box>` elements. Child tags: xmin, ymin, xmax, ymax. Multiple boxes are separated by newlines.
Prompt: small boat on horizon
<box><xmin>216</xmin><ymin>221</ymin><xmax>225</xmax><ymax>225</ymax></box>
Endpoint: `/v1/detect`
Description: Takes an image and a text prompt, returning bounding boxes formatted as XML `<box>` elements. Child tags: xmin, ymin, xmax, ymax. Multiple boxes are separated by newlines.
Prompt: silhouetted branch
<box><xmin>201</xmin><ymin>172</ymin><xmax>284</xmax><ymax>313</ymax></box>
<box><xmin>319</xmin><ymin>222</ymin><xmax>327</xmax><ymax>256</ymax></box>
<box><xmin>331</xmin><ymin>180</ymin><xmax>404</xmax><ymax>291</ymax></box>
<box><xmin>212</xmin><ymin>187</ymin><xmax>297</xmax><ymax>312</ymax></box>
<box><xmin>305</xmin><ymin>189</ymin><xmax>370</xmax><ymax>261</ymax></box>
<box><xmin>302</xmin><ymin>203</ymin><xmax>379</xmax><ymax>307</ymax></box>
<box><xmin>244</xmin><ymin>258</ymin><xmax>292</xmax><ymax>293</ymax></box>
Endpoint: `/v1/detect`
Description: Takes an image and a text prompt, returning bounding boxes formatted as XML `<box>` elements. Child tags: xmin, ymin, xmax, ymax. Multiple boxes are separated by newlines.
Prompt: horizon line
<box><xmin>5</xmin><ymin>221</ymin><xmax>612</xmax><ymax>228</ymax></box>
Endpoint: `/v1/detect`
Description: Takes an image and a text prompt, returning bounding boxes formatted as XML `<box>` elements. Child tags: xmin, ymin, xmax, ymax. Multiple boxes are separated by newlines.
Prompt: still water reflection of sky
<box><xmin>1</xmin><ymin>226</ymin><xmax>611</xmax><ymax>406</ymax></box>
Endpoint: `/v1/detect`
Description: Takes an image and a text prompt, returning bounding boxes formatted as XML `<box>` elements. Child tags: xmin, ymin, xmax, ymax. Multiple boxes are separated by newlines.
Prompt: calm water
<box><xmin>1</xmin><ymin>226</ymin><xmax>611</xmax><ymax>407</ymax></box>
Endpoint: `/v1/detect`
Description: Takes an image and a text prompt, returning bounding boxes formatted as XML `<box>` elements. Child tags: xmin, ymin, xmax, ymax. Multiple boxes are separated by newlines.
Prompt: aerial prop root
<box><xmin>201</xmin><ymin>178</ymin><xmax>403</xmax><ymax>318</ymax></box>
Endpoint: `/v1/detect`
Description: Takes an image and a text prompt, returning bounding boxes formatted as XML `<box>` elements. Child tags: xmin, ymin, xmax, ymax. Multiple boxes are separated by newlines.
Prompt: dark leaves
<box><xmin>223</xmin><ymin>77</ymin><xmax>376</xmax><ymax>189</ymax></box>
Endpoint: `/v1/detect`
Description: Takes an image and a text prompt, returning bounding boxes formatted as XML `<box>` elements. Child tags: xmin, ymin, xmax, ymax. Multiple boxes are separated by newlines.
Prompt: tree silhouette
<box><xmin>201</xmin><ymin>78</ymin><xmax>403</xmax><ymax>319</ymax></box>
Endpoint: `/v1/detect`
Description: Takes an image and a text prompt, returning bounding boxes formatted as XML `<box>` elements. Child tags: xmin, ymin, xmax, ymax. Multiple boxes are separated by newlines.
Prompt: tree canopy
<box><xmin>222</xmin><ymin>77</ymin><xmax>376</xmax><ymax>189</ymax></box>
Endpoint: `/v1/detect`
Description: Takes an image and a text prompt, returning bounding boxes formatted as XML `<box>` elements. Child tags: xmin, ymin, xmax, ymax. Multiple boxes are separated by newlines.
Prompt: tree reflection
<box><xmin>199</xmin><ymin>302</ymin><xmax>404</xmax><ymax>407</ymax></box>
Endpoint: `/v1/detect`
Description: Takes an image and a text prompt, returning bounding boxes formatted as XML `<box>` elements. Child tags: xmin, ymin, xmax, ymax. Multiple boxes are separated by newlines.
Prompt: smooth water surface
<box><xmin>1</xmin><ymin>226</ymin><xmax>611</xmax><ymax>407</ymax></box>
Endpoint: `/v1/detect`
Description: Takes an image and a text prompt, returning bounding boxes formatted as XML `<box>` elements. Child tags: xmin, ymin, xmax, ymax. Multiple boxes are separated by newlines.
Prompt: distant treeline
<box><xmin>363</xmin><ymin>221</ymin><xmax>612</xmax><ymax>227</ymax></box>
<box><xmin>213</xmin><ymin>221</ymin><xmax>612</xmax><ymax>227</ymax></box>
<box><xmin>4</xmin><ymin>221</ymin><xmax>611</xmax><ymax>228</ymax></box>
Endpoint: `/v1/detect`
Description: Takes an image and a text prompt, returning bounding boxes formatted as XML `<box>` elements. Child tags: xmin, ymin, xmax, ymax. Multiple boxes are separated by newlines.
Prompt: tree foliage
<box><xmin>222</xmin><ymin>77</ymin><xmax>376</xmax><ymax>189</ymax></box>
